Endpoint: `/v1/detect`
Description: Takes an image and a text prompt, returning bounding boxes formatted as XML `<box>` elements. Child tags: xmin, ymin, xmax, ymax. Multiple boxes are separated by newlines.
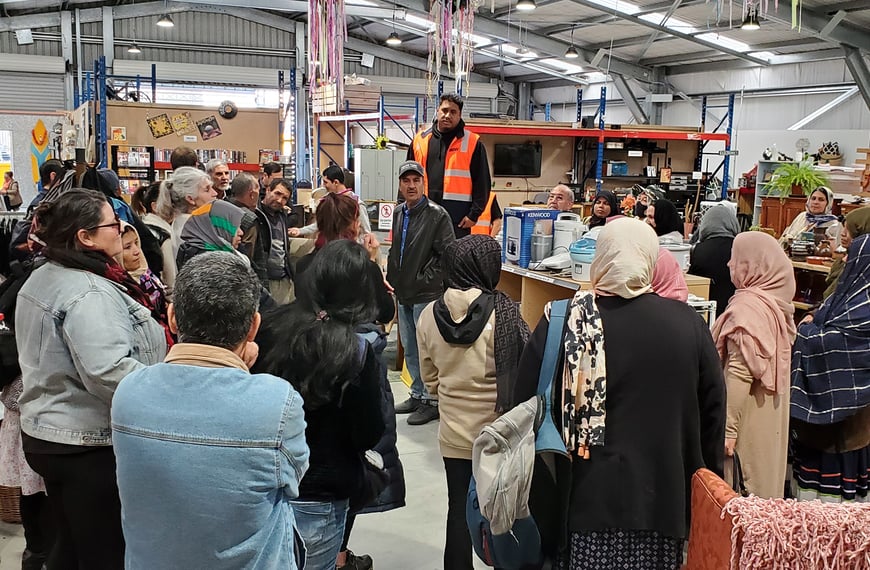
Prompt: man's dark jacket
<box><xmin>386</xmin><ymin>198</ymin><xmax>455</xmax><ymax>306</ymax></box>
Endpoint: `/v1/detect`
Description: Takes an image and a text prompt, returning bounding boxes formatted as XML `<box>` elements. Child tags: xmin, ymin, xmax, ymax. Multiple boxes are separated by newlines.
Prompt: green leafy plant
<box><xmin>764</xmin><ymin>159</ymin><xmax>830</xmax><ymax>198</ymax></box>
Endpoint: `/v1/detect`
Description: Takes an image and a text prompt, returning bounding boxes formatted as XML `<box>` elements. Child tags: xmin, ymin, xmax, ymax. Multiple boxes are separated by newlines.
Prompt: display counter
<box><xmin>791</xmin><ymin>259</ymin><xmax>831</xmax><ymax>312</ymax></box>
<box><xmin>499</xmin><ymin>264</ymin><xmax>711</xmax><ymax>326</ymax></box>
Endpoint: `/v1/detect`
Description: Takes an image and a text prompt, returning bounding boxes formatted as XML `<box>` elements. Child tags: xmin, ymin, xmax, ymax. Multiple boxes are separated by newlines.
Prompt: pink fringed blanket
<box><xmin>722</xmin><ymin>496</ymin><xmax>870</xmax><ymax>569</ymax></box>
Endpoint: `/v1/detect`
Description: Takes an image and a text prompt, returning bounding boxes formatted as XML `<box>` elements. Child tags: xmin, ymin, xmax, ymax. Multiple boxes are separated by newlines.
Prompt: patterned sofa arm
<box><xmin>685</xmin><ymin>468</ymin><xmax>740</xmax><ymax>570</ymax></box>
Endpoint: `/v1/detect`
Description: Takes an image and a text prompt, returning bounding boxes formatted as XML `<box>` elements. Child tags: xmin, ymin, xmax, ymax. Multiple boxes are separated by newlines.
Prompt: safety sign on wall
<box><xmin>378</xmin><ymin>202</ymin><xmax>395</xmax><ymax>231</ymax></box>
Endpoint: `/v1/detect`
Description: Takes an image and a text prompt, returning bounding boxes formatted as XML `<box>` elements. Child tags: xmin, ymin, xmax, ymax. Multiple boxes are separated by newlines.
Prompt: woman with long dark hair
<box><xmin>254</xmin><ymin>240</ymin><xmax>387</xmax><ymax>569</ymax></box>
<box><xmin>16</xmin><ymin>188</ymin><xmax>168</xmax><ymax>568</ymax></box>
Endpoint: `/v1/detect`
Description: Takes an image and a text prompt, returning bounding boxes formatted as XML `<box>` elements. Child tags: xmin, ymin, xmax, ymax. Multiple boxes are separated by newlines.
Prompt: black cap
<box><xmin>397</xmin><ymin>160</ymin><xmax>424</xmax><ymax>179</ymax></box>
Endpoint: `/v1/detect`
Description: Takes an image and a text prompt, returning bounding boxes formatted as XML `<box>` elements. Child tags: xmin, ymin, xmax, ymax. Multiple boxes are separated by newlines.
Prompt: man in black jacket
<box><xmin>227</xmin><ymin>173</ymin><xmax>271</xmax><ymax>285</ymax></box>
<box><xmin>387</xmin><ymin>161</ymin><xmax>455</xmax><ymax>425</ymax></box>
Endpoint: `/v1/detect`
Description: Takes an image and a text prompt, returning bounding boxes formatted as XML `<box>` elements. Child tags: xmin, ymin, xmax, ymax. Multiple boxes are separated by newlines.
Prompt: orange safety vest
<box><xmin>411</xmin><ymin>127</ymin><xmax>480</xmax><ymax>204</ymax></box>
<box><xmin>471</xmin><ymin>191</ymin><xmax>497</xmax><ymax>235</ymax></box>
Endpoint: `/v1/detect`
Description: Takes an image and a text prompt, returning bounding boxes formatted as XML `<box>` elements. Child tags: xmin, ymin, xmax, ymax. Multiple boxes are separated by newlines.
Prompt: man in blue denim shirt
<box><xmin>112</xmin><ymin>252</ymin><xmax>310</xmax><ymax>569</ymax></box>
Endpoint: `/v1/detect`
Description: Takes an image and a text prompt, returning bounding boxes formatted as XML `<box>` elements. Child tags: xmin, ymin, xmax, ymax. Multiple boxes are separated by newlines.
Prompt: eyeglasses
<box><xmin>88</xmin><ymin>217</ymin><xmax>122</xmax><ymax>233</ymax></box>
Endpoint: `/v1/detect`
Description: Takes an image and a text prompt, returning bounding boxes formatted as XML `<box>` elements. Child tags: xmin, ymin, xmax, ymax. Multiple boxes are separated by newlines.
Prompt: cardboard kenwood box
<box><xmin>502</xmin><ymin>207</ymin><xmax>561</xmax><ymax>268</ymax></box>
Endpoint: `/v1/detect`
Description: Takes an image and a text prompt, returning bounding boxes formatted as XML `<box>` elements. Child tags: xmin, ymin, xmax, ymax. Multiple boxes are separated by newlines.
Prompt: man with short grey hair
<box><xmin>206</xmin><ymin>159</ymin><xmax>231</xmax><ymax>200</ymax></box>
<box><xmin>112</xmin><ymin>252</ymin><xmax>309</xmax><ymax>569</ymax></box>
<box><xmin>227</xmin><ymin>172</ymin><xmax>271</xmax><ymax>284</ymax></box>
<box><xmin>547</xmin><ymin>184</ymin><xmax>575</xmax><ymax>212</ymax></box>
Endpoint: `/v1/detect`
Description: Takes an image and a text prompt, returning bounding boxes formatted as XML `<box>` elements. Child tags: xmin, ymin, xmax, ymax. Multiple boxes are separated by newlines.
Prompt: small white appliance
<box><xmin>552</xmin><ymin>212</ymin><xmax>586</xmax><ymax>254</ymax></box>
<box><xmin>662</xmin><ymin>243</ymin><xmax>692</xmax><ymax>271</ymax></box>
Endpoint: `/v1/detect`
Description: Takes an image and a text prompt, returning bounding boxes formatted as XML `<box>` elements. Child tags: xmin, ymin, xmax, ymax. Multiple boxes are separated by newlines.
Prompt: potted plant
<box><xmin>765</xmin><ymin>159</ymin><xmax>829</xmax><ymax>198</ymax></box>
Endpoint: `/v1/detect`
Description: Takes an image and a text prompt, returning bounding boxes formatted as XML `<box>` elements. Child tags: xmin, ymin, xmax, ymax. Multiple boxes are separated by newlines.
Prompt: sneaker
<box><xmin>338</xmin><ymin>550</ymin><xmax>373</xmax><ymax>570</ymax></box>
<box><xmin>407</xmin><ymin>403</ymin><xmax>439</xmax><ymax>425</ymax></box>
<box><xmin>394</xmin><ymin>396</ymin><xmax>421</xmax><ymax>414</ymax></box>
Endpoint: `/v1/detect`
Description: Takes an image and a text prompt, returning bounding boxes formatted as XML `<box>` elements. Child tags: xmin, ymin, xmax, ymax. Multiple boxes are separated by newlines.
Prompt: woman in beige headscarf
<box><xmin>711</xmin><ymin>231</ymin><xmax>796</xmax><ymax>498</ymax></box>
<box><xmin>513</xmin><ymin>218</ymin><xmax>725</xmax><ymax>570</ymax></box>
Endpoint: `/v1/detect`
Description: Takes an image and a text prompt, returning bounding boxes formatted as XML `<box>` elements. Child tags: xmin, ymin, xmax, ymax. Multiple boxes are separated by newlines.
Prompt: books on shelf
<box><xmin>155</xmin><ymin>148</ymin><xmax>248</xmax><ymax>164</ymax></box>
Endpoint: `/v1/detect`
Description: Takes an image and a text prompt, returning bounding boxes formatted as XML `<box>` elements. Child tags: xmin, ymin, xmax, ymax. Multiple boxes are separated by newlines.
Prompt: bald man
<box><xmin>547</xmin><ymin>184</ymin><xmax>575</xmax><ymax>212</ymax></box>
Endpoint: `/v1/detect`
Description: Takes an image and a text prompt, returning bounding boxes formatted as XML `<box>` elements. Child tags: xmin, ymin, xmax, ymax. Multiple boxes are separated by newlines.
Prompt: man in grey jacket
<box><xmin>386</xmin><ymin>160</ymin><xmax>455</xmax><ymax>425</ymax></box>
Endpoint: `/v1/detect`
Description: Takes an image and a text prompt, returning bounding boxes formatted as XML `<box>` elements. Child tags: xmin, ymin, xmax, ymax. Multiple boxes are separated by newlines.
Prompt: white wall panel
<box><xmin>0</xmin><ymin>71</ymin><xmax>65</xmax><ymax>112</ymax></box>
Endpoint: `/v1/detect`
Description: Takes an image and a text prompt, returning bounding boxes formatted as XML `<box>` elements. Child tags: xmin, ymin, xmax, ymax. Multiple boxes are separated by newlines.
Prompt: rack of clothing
<box><xmin>0</xmin><ymin>212</ymin><xmax>27</xmax><ymax>278</ymax></box>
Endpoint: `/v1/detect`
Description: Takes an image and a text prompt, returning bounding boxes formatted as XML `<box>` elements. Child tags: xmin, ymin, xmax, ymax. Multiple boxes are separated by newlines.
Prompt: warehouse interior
<box><xmin>0</xmin><ymin>0</ymin><xmax>869</xmax><ymax>569</ymax></box>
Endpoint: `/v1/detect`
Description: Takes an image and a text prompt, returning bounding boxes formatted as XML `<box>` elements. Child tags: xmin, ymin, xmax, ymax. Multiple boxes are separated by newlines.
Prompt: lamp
<box><xmin>741</xmin><ymin>6</ymin><xmax>760</xmax><ymax>30</ymax></box>
<box><xmin>157</xmin><ymin>13</ymin><xmax>174</xmax><ymax>27</ymax></box>
<box><xmin>565</xmin><ymin>25</ymin><xmax>579</xmax><ymax>59</ymax></box>
<box><xmin>127</xmin><ymin>42</ymin><xmax>142</xmax><ymax>54</ymax></box>
<box><xmin>516</xmin><ymin>0</ymin><xmax>536</xmax><ymax>11</ymax></box>
<box><xmin>385</xmin><ymin>3</ymin><xmax>402</xmax><ymax>46</ymax></box>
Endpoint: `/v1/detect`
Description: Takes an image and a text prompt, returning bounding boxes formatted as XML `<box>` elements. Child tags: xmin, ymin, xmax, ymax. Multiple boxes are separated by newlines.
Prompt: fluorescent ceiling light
<box><xmin>584</xmin><ymin>71</ymin><xmax>609</xmax><ymax>83</ymax></box>
<box><xmin>639</xmin><ymin>12</ymin><xmax>697</xmax><ymax>33</ymax></box>
<box><xmin>516</xmin><ymin>0</ymin><xmax>537</xmax><ymax>11</ymax></box>
<box><xmin>404</xmin><ymin>13</ymin><xmax>436</xmax><ymax>31</ymax></box>
<box><xmin>541</xmin><ymin>58</ymin><xmax>585</xmax><ymax>74</ymax></box>
<box><xmin>502</xmin><ymin>44</ymin><xmax>537</xmax><ymax>58</ymax></box>
<box><xmin>750</xmin><ymin>51</ymin><xmax>775</xmax><ymax>60</ymax></box>
<box><xmin>584</xmin><ymin>0</ymin><xmax>640</xmax><ymax>16</ymax></box>
<box><xmin>696</xmin><ymin>33</ymin><xmax>751</xmax><ymax>52</ymax></box>
<box><xmin>347</xmin><ymin>0</ymin><xmax>377</xmax><ymax>5</ymax></box>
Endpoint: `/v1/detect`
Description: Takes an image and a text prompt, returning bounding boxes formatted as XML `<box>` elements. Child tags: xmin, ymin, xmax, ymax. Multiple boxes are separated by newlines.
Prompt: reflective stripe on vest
<box><xmin>471</xmin><ymin>192</ymin><xmax>497</xmax><ymax>235</ymax></box>
<box><xmin>410</xmin><ymin>128</ymin><xmax>479</xmax><ymax>202</ymax></box>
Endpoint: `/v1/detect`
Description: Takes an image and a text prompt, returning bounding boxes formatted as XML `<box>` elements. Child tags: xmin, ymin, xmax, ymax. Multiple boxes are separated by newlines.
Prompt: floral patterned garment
<box><xmin>0</xmin><ymin>378</ymin><xmax>46</xmax><ymax>495</ymax></box>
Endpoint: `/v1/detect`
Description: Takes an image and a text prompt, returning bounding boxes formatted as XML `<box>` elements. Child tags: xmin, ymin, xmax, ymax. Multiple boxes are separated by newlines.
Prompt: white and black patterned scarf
<box><xmin>562</xmin><ymin>291</ymin><xmax>607</xmax><ymax>458</ymax></box>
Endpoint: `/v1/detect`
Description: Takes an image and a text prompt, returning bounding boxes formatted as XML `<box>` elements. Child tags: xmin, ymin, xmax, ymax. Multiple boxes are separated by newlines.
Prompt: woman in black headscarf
<box><xmin>585</xmin><ymin>190</ymin><xmax>619</xmax><ymax>229</ymax></box>
<box><xmin>415</xmin><ymin>235</ymin><xmax>530</xmax><ymax>570</ymax></box>
<box><xmin>688</xmin><ymin>205</ymin><xmax>740</xmax><ymax>316</ymax></box>
<box><xmin>645</xmin><ymin>199</ymin><xmax>684</xmax><ymax>243</ymax></box>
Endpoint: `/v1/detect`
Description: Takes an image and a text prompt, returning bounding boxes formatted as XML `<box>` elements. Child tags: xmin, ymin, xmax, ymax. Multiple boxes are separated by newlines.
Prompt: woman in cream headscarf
<box><xmin>711</xmin><ymin>232</ymin><xmax>796</xmax><ymax>498</ymax></box>
<box><xmin>513</xmin><ymin>218</ymin><xmax>725</xmax><ymax>570</ymax></box>
<box><xmin>778</xmin><ymin>186</ymin><xmax>841</xmax><ymax>246</ymax></box>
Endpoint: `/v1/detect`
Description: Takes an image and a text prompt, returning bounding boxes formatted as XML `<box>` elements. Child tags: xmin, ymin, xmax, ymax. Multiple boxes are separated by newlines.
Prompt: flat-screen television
<box><xmin>492</xmin><ymin>143</ymin><xmax>543</xmax><ymax>177</ymax></box>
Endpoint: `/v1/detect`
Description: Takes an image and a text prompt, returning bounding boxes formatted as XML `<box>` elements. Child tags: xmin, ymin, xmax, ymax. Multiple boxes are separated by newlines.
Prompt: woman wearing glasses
<box><xmin>15</xmin><ymin>188</ymin><xmax>168</xmax><ymax>569</ymax></box>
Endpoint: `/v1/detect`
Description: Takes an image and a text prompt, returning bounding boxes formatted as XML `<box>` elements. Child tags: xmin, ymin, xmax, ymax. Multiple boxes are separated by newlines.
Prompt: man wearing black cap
<box><xmin>387</xmin><ymin>160</ymin><xmax>455</xmax><ymax>426</ymax></box>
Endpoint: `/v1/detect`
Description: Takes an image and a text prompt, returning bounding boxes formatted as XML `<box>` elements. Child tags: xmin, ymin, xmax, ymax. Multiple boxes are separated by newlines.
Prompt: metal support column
<box><xmin>278</xmin><ymin>70</ymin><xmax>285</xmax><ymax>163</ymax></box>
<box><xmin>575</xmin><ymin>88</ymin><xmax>583</xmax><ymax>122</ymax></box>
<box><xmin>843</xmin><ymin>46</ymin><xmax>870</xmax><ymax>112</ymax></box>
<box><xmin>721</xmin><ymin>93</ymin><xmax>734</xmax><ymax>198</ymax></box>
<box><xmin>95</xmin><ymin>57</ymin><xmax>108</xmax><ymax>168</ymax></box>
<box><xmin>596</xmin><ymin>86</ymin><xmax>606</xmax><ymax>192</ymax></box>
<box><xmin>695</xmin><ymin>96</ymin><xmax>707</xmax><ymax>174</ymax></box>
<box><xmin>101</xmin><ymin>6</ymin><xmax>114</xmax><ymax>70</ymax></box>
<box><xmin>61</xmin><ymin>11</ymin><xmax>74</xmax><ymax>109</ymax></box>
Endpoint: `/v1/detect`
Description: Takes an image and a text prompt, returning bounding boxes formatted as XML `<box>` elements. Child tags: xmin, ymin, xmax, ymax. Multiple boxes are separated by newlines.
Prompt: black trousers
<box><xmin>443</xmin><ymin>457</ymin><xmax>475</xmax><ymax>570</ymax></box>
<box><xmin>25</xmin><ymin>447</ymin><xmax>124</xmax><ymax>570</ymax></box>
<box><xmin>19</xmin><ymin>491</ymin><xmax>53</xmax><ymax>556</ymax></box>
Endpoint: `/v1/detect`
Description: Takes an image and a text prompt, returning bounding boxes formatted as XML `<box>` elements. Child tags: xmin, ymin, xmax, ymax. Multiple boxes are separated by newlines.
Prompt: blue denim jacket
<box><xmin>16</xmin><ymin>262</ymin><xmax>167</xmax><ymax>446</ymax></box>
<box><xmin>111</xmin><ymin>344</ymin><xmax>310</xmax><ymax>569</ymax></box>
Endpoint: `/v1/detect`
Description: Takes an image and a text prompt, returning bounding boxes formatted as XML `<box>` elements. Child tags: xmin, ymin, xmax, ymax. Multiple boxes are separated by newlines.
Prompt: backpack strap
<box><xmin>536</xmin><ymin>299</ymin><xmax>568</xmax><ymax>396</ymax></box>
<box><xmin>535</xmin><ymin>299</ymin><xmax>570</xmax><ymax>456</ymax></box>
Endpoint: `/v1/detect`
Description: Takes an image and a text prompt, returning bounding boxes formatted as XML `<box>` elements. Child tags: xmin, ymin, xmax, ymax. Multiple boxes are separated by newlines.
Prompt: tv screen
<box><xmin>492</xmin><ymin>143</ymin><xmax>542</xmax><ymax>177</ymax></box>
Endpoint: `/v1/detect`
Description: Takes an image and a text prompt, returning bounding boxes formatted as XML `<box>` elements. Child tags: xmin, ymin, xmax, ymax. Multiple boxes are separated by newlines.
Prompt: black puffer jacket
<box><xmin>356</xmin><ymin>326</ymin><xmax>405</xmax><ymax>514</ymax></box>
<box><xmin>386</xmin><ymin>198</ymin><xmax>455</xmax><ymax>306</ymax></box>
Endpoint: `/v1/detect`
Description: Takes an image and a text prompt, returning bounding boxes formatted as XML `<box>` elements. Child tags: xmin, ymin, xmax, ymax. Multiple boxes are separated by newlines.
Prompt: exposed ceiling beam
<box><xmin>612</xmin><ymin>74</ymin><xmax>649</xmax><ymax>123</ymax></box>
<box><xmin>787</xmin><ymin>86</ymin><xmax>859</xmax><ymax>129</ymax></box>
<box><xmin>537</xmin><ymin>0</ymin><xmax>709</xmax><ymax>35</ymax></box>
<box><xmin>568</xmin><ymin>0</ymin><xmax>769</xmax><ymax>65</ymax></box>
<box><xmin>664</xmin><ymin>48</ymin><xmax>845</xmax><ymax>75</ymax></box>
<box><xmin>344</xmin><ymin>36</ymin><xmax>492</xmax><ymax>83</ymax></box>
<box><xmin>843</xmin><ymin>45</ymin><xmax>870</xmax><ymax>112</ymax></box>
<box><xmin>634</xmin><ymin>0</ymin><xmax>685</xmax><ymax>62</ymax></box>
<box><xmin>387</xmin><ymin>0</ymin><xmax>653</xmax><ymax>82</ymax></box>
<box><xmin>490</xmin><ymin>0</ymin><xmax>561</xmax><ymax>19</ymax></box>
<box><xmin>821</xmin><ymin>0</ymin><xmax>870</xmax><ymax>13</ymax></box>
<box><xmin>182</xmin><ymin>0</ymin><xmax>404</xmax><ymax>18</ymax></box>
<box><xmin>738</xmin><ymin>0</ymin><xmax>870</xmax><ymax>51</ymax></box>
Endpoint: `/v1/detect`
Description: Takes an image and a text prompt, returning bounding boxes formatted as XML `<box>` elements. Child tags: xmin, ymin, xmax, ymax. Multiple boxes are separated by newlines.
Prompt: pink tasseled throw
<box><xmin>722</xmin><ymin>496</ymin><xmax>870</xmax><ymax>569</ymax></box>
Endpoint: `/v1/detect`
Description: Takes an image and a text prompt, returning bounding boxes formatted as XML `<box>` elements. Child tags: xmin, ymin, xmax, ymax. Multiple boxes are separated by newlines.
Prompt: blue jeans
<box><xmin>291</xmin><ymin>498</ymin><xmax>349</xmax><ymax>570</ymax></box>
<box><xmin>398</xmin><ymin>302</ymin><xmax>435</xmax><ymax>404</ymax></box>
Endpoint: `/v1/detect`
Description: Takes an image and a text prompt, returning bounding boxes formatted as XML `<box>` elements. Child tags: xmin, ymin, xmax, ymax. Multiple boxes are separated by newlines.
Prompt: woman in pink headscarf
<box><xmin>711</xmin><ymin>232</ymin><xmax>797</xmax><ymax>498</ymax></box>
<box><xmin>651</xmin><ymin>248</ymin><xmax>688</xmax><ymax>302</ymax></box>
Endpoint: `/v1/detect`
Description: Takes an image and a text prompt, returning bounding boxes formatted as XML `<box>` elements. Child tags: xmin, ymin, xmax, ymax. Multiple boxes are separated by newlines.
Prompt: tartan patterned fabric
<box><xmin>791</xmin><ymin>234</ymin><xmax>870</xmax><ymax>424</ymax></box>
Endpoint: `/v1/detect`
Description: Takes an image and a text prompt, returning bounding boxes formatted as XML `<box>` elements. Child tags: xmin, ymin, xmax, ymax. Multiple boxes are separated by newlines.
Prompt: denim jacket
<box><xmin>15</xmin><ymin>262</ymin><xmax>167</xmax><ymax>446</ymax></box>
<box><xmin>111</xmin><ymin>343</ymin><xmax>310</xmax><ymax>569</ymax></box>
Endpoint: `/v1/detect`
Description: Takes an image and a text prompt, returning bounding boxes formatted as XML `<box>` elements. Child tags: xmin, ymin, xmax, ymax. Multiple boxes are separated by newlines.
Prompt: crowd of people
<box><xmin>0</xmin><ymin>93</ymin><xmax>868</xmax><ymax>570</ymax></box>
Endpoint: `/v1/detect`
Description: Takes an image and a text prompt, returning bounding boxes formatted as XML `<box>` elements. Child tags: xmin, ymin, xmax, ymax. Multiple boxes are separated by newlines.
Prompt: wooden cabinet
<box><xmin>760</xmin><ymin>197</ymin><xmax>807</xmax><ymax>237</ymax></box>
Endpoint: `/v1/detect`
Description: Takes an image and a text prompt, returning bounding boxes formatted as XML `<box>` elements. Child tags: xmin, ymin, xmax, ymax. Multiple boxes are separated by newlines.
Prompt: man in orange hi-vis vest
<box><xmin>408</xmin><ymin>93</ymin><xmax>491</xmax><ymax>238</ymax></box>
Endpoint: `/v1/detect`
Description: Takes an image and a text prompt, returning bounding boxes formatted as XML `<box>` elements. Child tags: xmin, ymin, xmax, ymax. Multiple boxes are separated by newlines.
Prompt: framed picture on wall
<box><xmin>196</xmin><ymin>115</ymin><xmax>222</xmax><ymax>140</ymax></box>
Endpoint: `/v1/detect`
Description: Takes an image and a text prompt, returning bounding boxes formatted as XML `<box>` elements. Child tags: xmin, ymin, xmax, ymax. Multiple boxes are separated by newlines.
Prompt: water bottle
<box><xmin>0</xmin><ymin>313</ymin><xmax>8</xmax><ymax>332</ymax></box>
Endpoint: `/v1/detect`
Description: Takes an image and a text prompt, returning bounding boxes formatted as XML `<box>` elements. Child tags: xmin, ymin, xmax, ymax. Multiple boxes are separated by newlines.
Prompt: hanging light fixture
<box><xmin>516</xmin><ymin>0</ymin><xmax>536</xmax><ymax>11</ymax></box>
<box><xmin>157</xmin><ymin>13</ymin><xmax>174</xmax><ymax>27</ymax></box>
<box><xmin>127</xmin><ymin>42</ymin><xmax>142</xmax><ymax>54</ymax></box>
<box><xmin>565</xmin><ymin>25</ymin><xmax>579</xmax><ymax>59</ymax></box>
<box><xmin>741</xmin><ymin>4</ymin><xmax>760</xmax><ymax>30</ymax></box>
<box><xmin>385</xmin><ymin>3</ymin><xmax>402</xmax><ymax>46</ymax></box>
<box><xmin>386</xmin><ymin>32</ymin><xmax>402</xmax><ymax>46</ymax></box>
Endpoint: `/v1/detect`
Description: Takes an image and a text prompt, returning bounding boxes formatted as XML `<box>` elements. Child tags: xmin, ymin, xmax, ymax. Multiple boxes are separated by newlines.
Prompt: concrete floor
<box><xmin>0</xmin><ymin>349</ymin><xmax>488</xmax><ymax>569</ymax></box>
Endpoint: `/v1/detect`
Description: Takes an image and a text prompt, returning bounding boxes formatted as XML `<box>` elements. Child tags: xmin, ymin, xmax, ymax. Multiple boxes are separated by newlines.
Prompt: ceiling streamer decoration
<box><xmin>428</xmin><ymin>0</ymin><xmax>481</xmax><ymax>98</ymax></box>
<box><xmin>309</xmin><ymin>0</ymin><xmax>347</xmax><ymax>103</ymax></box>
